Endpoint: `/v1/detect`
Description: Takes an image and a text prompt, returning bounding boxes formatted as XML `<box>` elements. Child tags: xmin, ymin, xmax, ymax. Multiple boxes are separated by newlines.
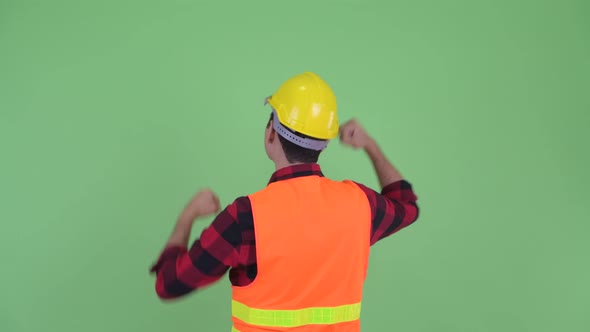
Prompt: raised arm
<box><xmin>149</xmin><ymin>189</ymin><xmax>240</xmax><ymax>299</ymax></box>
<box><xmin>340</xmin><ymin>118</ymin><xmax>419</xmax><ymax>244</ymax></box>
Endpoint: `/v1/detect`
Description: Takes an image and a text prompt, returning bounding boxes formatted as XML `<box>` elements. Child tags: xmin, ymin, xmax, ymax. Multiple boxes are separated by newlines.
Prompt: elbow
<box><xmin>154</xmin><ymin>274</ymin><xmax>194</xmax><ymax>301</ymax></box>
<box><xmin>409</xmin><ymin>202</ymin><xmax>420</xmax><ymax>224</ymax></box>
<box><xmin>401</xmin><ymin>201</ymin><xmax>420</xmax><ymax>228</ymax></box>
<box><xmin>155</xmin><ymin>276</ymin><xmax>175</xmax><ymax>300</ymax></box>
<box><xmin>411</xmin><ymin>201</ymin><xmax>420</xmax><ymax>220</ymax></box>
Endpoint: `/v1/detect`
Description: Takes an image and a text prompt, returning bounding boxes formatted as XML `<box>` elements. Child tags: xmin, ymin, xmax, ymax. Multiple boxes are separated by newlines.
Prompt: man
<box><xmin>150</xmin><ymin>72</ymin><xmax>420</xmax><ymax>332</ymax></box>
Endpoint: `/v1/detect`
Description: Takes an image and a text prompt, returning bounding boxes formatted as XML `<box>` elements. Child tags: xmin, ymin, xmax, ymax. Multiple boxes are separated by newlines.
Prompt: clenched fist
<box><xmin>178</xmin><ymin>189</ymin><xmax>221</xmax><ymax>223</ymax></box>
<box><xmin>339</xmin><ymin>119</ymin><xmax>374</xmax><ymax>149</ymax></box>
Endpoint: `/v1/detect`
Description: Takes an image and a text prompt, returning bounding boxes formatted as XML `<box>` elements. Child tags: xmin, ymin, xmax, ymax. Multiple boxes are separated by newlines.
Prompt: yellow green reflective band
<box><xmin>231</xmin><ymin>300</ymin><xmax>361</xmax><ymax>327</ymax></box>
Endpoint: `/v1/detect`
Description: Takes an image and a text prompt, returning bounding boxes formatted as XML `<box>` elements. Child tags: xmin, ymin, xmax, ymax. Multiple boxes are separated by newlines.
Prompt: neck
<box><xmin>274</xmin><ymin>160</ymin><xmax>305</xmax><ymax>171</ymax></box>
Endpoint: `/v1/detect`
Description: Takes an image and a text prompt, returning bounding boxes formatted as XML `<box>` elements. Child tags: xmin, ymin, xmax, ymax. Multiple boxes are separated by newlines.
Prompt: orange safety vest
<box><xmin>231</xmin><ymin>175</ymin><xmax>371</xmax><ymax>332</ymax></box>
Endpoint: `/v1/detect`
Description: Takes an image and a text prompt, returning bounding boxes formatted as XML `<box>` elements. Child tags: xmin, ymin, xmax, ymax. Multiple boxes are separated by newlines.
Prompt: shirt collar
<box><xmin>268</xmin><ymin>163</ymin><xmax>324</xmax><ymax>185</ymax></box>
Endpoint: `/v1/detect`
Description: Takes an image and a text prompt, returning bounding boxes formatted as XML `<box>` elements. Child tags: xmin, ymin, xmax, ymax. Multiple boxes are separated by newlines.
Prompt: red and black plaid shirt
<box><xmin>151</xmin><ymin>163</ymin><xmax>419</xmax><ymax>299</ymax></box>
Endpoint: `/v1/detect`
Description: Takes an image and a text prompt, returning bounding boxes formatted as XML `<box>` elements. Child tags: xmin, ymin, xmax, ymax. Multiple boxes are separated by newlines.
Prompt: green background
<box><xmin>1</xmin><ymin>0</ymin><xmax>588</xmax><ymax>331</ymax></box>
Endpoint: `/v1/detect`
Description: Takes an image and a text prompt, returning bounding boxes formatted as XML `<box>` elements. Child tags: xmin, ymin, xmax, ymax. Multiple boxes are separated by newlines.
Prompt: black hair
<box><xmin>267</xmin><ymin>112</ymin><xmax>323</xmax><ymax>164</ymax></box>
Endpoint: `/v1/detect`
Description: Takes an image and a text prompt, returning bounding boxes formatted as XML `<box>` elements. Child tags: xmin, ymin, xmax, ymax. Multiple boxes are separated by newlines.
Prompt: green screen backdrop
<box><xmin>1</xmin><ymin>0</ymin><xmax>588</xmax><ymax>331</ymax></box>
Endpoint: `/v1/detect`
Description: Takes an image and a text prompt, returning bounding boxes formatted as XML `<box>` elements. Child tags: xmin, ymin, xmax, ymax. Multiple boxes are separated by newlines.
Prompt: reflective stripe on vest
<box><xmin>232</xmin><ymin>300</ymin><xmax>362</xmax><ymax>327</ymax></box>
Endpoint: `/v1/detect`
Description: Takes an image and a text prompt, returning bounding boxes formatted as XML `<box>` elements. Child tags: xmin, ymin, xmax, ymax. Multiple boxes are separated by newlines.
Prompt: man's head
<box><xmin>263</xmin><ymin>72</ymin><xmax>338</xmax><ymax>168</ymax></box>
<box><xmin>265</xmin><ymin>112</ymin><xmax>323</xmax><ymax>164</ymax></box>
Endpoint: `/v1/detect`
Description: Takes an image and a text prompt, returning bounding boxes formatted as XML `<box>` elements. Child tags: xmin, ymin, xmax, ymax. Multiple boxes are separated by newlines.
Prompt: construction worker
<box><xmin>150</xmin><ymin>72</ymin><xmax>420</xmax><ymax>331</ymax></box>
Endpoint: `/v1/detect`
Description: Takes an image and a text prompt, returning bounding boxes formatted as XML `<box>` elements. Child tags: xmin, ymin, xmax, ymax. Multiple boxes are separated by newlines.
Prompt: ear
<box><xmin>268</xmin><ymin>125</ymin><xmax>277</xmax><ymax>143</ymax></box>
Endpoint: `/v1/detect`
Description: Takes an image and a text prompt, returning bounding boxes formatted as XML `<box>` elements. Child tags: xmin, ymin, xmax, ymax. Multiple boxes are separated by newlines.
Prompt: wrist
<box><xmin>363</xmin><ymin>138</ymin><xmax>378</xmax><ymax>156</ymax></box>
<box><xmin>177</xmin><ymin>213</ymin><xmax>196</xmax><ymax>226</ymax></box>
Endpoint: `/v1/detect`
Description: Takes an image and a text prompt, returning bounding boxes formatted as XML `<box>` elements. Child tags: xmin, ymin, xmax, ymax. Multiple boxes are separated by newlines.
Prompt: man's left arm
<box><xmin>150</xmin><ymin>190</ymin><xmax>241</xmax><ymax>299</ymax></box>
<box><xmin>355</xmin><ymin>180</ymin><xmax>420</xmax><ymax>245</ymax></box>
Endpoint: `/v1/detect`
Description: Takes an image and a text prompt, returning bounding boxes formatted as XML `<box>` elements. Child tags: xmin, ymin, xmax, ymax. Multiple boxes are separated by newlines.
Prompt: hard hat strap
<box><xmin>272</xmin><ymin>110</ymin><xmax>329</xmax><ymax>151</ymax></box>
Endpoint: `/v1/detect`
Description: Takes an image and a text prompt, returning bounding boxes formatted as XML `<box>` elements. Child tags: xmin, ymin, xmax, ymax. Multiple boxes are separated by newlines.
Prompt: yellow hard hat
<box><xmin>265</xmin><ymin>72</ymin><xmax>339</xmax><ymax>141</ymax></box>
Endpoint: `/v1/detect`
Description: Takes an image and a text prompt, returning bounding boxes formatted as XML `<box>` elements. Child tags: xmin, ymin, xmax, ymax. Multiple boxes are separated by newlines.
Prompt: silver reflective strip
<box><xmin>272</xmin><ymin>110</ymin><xmax>328</xmax><ymax>151</ymax></box>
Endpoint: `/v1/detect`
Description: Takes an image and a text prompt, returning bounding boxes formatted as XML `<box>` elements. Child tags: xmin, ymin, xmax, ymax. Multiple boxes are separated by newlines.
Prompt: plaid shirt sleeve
<box><xmin>149</xmin><ymin>198</ymin><xmax>246</xmax><ymax>299</ymax></box>
<box><xmin>354</xmin><ymin>180</ymin><xmax>420</xmax><ymax>245</ymax></box>
<box><xmin>150</xmin><ymin>175</ymin><xmax>419</xmax><ymax>298</ymax></box>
